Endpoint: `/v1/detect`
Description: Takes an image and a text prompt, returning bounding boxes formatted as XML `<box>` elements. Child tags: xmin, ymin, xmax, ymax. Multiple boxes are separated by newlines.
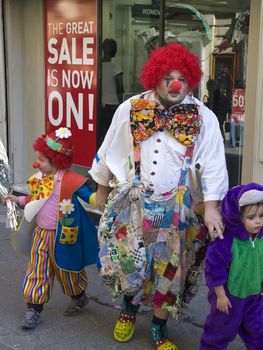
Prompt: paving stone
<box><xmin>0</xmin><ymin>223</ymin><xmax>245</xmax><ymax>349</ymax></box>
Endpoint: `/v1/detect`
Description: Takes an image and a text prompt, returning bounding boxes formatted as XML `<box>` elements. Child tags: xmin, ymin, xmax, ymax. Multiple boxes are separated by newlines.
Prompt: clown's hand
<box><xmin>204</xmin><ymin>201</ymin><xmax>224</xmax><ymax>240</ymax></box>
<box><xmin>96</xmin><ymin>185</ymin><xmax>110</xmax><ymax>212</ymax></box>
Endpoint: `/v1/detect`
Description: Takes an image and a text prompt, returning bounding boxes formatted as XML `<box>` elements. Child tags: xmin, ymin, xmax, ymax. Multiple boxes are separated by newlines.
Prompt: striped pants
<box><xmin>23</xmin><ymin>226</ymin><xmax>88</xmax><ymax>305</ymax></box>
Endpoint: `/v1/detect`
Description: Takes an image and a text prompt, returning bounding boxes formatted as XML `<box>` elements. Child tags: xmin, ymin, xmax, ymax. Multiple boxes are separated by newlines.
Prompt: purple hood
<box><xmin>221</xmin><ymin>182</ymin><xmax>263</xmax><ymax>240</ymax></box>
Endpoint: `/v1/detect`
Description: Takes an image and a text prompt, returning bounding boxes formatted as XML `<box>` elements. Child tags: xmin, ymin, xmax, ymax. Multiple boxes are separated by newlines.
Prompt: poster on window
<box><xmin>44</xmin><ymin>0</ymin><xmax>97</xmax><ymax>167</ymax></box>
<box><xmin>231</xmin><ymin>88</ymin><xmax>245</xmax><ymax>124</ymax></box>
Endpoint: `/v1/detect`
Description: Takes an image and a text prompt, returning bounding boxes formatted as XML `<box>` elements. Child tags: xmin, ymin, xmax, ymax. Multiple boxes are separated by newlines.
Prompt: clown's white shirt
<box><xmin>89</xmin><ymin>91</ymin><xmax>228</xmax><ymax>202</ymax></box>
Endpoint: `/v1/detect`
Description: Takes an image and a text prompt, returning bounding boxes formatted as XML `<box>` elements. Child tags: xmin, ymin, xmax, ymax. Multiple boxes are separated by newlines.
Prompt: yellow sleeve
<box><xmin>89</xmin><ymin>192</ymin><xmax>97</xmax><ymax>207</ymax></box>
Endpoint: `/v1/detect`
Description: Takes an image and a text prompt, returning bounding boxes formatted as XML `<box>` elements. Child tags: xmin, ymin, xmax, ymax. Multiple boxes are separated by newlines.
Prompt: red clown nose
<box><xmin>170</xmin><ymin>80</ymin><xmax>182</xmax><ymax>92</ymax></box>
<box><xmin>32</xmin><ymin>161</ymin><xmax>40</xmax><ymax>169</ymax></box>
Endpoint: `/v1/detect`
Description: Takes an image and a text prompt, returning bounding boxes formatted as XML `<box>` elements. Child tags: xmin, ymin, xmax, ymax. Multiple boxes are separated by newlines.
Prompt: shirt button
<box><xmin>151</xmin><ymin>172</ymin><xmax>155</xmax><ymax>176</ymax></box>
<box><xmin>153</xmin><ymin>161</ymin><xmax>157</xmax><ymax>165</ymax></box>
<box><xmin>154</xmin><ymin>150</ymin><xmax>159</xmax><ymax>153</ymax></box>
<box><xmin>157</xmin><ymin>138</ymin><xmax>161</xmax><ymax>143</ymax></box>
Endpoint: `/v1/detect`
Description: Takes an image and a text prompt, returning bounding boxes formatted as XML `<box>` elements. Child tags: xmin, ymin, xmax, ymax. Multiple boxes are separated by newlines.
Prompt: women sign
<box><xmin>45</xmin><ymin>0</ymin><xmax>97</xmax><ymax>166</ymax></box>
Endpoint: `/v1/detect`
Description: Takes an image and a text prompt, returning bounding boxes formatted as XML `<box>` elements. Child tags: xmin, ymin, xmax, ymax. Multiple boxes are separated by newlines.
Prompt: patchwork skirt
<box><xmin>98</xmin><ymin>181</ymin><xmax>208</xmax><ymax>319</ymax></box>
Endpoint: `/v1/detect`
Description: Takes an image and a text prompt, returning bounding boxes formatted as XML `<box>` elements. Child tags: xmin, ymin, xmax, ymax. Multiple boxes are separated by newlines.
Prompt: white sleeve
<box><xmin>193</xmin><ymin>106</ymin><xmax>229</xmax><ymax>202</ymax></box>
<box><xmin>89</xmin><ymin>100</ymin><xmax>134</xmax><ymax>186</ymax></box>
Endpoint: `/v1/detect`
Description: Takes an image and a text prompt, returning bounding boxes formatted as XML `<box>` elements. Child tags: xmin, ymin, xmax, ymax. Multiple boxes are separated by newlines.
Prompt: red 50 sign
<box><xmin>232</xmin><ymin>88</ymin><xmax>245</xmax><ymax>114</ymax></box>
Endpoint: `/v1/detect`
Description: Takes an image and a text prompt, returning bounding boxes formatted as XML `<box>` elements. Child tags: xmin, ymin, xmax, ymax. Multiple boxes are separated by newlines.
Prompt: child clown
<box><xmin>7</xmin><ymin>127</ymin><xmax>98</xmax><ymax>329</ymax></box>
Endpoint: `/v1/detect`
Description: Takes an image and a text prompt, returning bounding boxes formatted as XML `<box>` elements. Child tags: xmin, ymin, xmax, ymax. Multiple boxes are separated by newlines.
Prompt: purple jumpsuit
<box><xmin>199</xmin><ymin>183</ymin><xmax>263</xmax><ymax>350</ymax></box>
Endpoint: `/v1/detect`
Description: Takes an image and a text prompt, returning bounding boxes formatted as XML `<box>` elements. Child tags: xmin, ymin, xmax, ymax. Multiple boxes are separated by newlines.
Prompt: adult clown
<box><xmin>90</xmin><ymin>42</ymin><xmax>228</xmax><ymax>349</ymax></box>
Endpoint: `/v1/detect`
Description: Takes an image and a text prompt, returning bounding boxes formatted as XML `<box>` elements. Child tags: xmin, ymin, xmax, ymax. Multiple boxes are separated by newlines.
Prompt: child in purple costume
<box><xmin>200</xmin><ymin>183</ymin><xmax>263</xmax><ymax>350</ymax></box>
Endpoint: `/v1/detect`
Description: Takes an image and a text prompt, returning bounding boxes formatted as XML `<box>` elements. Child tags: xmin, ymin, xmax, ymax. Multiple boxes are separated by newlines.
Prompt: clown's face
<box><xmin>155</xmin><ymin>70</ymin><xmax>190</xmax><ymax>108</ymax></box>
<box><xmin>36</xmin><ymin>151</ymin><xmax>58</xmax><ymax>176</ymax></box>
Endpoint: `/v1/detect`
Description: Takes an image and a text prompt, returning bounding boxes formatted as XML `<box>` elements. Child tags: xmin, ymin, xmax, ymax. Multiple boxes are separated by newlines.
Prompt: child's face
<box><xmin>242</xmin><ymin>204</ymin><xmax>263</xmax><ymax>235</ymax></box>
<box><xmin>36</xmin><ymin>151</ymin><xmax>57</xmax><ymax>175</ymax></box>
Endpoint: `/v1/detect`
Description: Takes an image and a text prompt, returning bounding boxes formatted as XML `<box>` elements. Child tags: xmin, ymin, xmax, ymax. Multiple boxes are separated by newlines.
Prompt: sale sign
<box><xmin>231</xmin><ymin>88</ymin><xmax>245</xmax><ymax>114</ymax></box>
<box><xmin>231</xmin><ymin>88</ymin><xmax>245</xmax><ymax>124</ymax></box>
<box><xmin>44</xmin><ymin>0</ymin><xmax>97</xmax><ymax>167</ymax></box>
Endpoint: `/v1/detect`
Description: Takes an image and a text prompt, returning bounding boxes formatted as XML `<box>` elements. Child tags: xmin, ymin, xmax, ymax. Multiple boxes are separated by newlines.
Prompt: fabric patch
<box><xmin>109</xmin><ymin>246</ymin><xmax>119</xmax><ymax>262</ymax></box>
<box><xmin>170</xmin><ymin>252</ymin><xmax>180</xmax><ymax>267</ymax></box>
<box><xmin>157</xmin><ymin>276</ymin><xmax>172</xmax><ymax>294</ymax></box>
<box><xmin>156</xmin><ymin>229</ymin><xmax>169</xmax><ymax>242</ymax></box>
<box><xmin>153</xmin><ymin>214</ymin><xmax>164</xmax><ymax>227</ymax></box>
<box><xmin>129</xmin><ymin>235</ymin><xmax>144</xmax><ymax>250</ymax></box>
<box><xmin>126</xmin><ymin>272</ymin><xmax>145</xmax><ymax>289</ymax></box>
<box><xmin>128</xmin><ymin>155</ymin><xmax>133</xmax><ymax>170</ymax></box>
<box><xmin>156</xmin><ymin>260</ymin><xmax>168</xmax><ymax>275</ymax></box>
<box><xmin>132</xmin><ymin>248</ymin><xmax>144</xmax><ymax>266</ymax></box>
<box><xmin>60</xmin><ymin>226</ymin><xmax>78</xmax><ymax>244</ymax></box>
<box><xmin>154</xmin><ymin>242</ymin><xmax>166</xmax><ymax>258</ymax></box>
<box><xmin>119</xmin><ymin>256</ymin><xmax>137</xmax><ymax>274</ymax></box>
<box><xmin>161</xmin><ymin>210</ymin><xmax>174</xmax><ymax>228</ymax></box>
<box><xmin>186</xmin><ymin>226</ymin><xmax>198</xmax><ymax>248</ymax></box>
<box><xmin>153</xmin><ymin>290</ymin><xmax>166</xmax><ymax>307</ymax></box>
<box><xmin>159</xmin><ymin>245</ymin><xmax>173</xmax><ymax>262</ymax></box>
<box><xmin>163</xmin><ymin>262</ymin><xmax>177</xmax><ymax>281</ymax></box>
<box><xmin>143</xmin><ymin>218</ymin><xmax>153</xmax><ymax>231</ymax></box>
<box><xmin>95</xmin><ymin>153</ymin><xmax>100</xmax><ymax>163</ymax></box>
<box><xmin>142</xmin><ymin>230</ymin><xmax>159</xmax><ymax>247</ymax></box>
<box><xmin>164</xmin><ymin>290</ymin><xmax>177</xmax><ymax>305</ymax></box>
<box><xmin>115</xmin><ymin>225</ymin><xmax>127</xmax><ymax>240</ymax></box>
<box><xmin>144</xmin><ymin>279</ymin><xmax>154</xmax><ymax>295</ymax></box>
<box><xmin>134</xmin><ymin>147</ymin><xmax>140</xmax><ymax>162</ymax></box>
<box><xmin>172</xmin><ymin>212</ymin><xmax>180</xmax><ymax>226</ymax></box>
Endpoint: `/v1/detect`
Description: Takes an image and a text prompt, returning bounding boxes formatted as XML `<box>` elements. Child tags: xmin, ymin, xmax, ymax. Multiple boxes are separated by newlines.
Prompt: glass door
<box><xmin>165</xmin><ymin>0</ymin><xmax>250</xmax><ymax>187</ymax></box>
<box><xmin>98</xmin><ymin>0</ymin><xmax>161</xmax><ymax>144</ymax></box>
<box><xmin>100</xmin><ymin>0</ymin><xmax>251</xmax><ymax>187</ymax></box>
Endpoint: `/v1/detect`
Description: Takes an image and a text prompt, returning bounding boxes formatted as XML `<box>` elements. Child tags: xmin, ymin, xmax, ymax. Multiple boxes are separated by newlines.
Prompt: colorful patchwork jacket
<box><xmin>23</xmin><ymin>170</ymin><xmax>98</xmax><ymax>272</ymax></box>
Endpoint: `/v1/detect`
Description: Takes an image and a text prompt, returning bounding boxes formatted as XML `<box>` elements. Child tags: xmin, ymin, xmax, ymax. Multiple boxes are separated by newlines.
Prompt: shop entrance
<box><xmin>99</xmin><ymin>0</ymin><xmax>250</xmax><ymax>187</ymax></box>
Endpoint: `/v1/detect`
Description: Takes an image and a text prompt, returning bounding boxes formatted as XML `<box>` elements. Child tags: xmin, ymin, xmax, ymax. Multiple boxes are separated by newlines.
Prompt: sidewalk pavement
<box><xmin>0</xmin><ymin>221</ymin><xmax>245</xmax><ymax>350</ymax></box>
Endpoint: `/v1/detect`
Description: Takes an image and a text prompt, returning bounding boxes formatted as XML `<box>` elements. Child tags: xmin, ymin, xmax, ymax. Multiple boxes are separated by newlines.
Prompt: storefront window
<box><xmin>100</xmin><ymin>0</ymin><xmax>251</xmax><ymax>187</ymax></box>
<box><xmin>98</xmin><ymin>0</ymin><xmax>161</xmax><ymax>144</ymax></box>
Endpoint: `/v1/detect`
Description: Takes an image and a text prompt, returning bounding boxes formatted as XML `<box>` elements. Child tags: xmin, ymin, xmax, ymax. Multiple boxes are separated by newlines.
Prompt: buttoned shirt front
<box><xmin>89</xmin><ymin>91</ymin><xmax>228</xmax><ymax>202</ymax></box>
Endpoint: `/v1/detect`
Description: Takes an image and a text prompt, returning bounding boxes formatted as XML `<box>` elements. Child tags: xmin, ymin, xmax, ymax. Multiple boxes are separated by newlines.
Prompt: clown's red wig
<box><xmin>33</xmin><ymin>135</ymin><xmax>73</xmax><ymax>169</ymax></box>
<box><xmin>140</xmin><ymin>42</ymin><xmax>202</xmax><ymax>90</ymax></box>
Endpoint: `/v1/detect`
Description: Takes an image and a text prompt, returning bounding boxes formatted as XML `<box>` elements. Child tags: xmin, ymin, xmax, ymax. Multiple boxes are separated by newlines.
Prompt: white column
<box><xmin>4</xmin><ymin>0</ymin><xmax>44</xmax><ymax>185</ymax></box>
<box><xmin>242</xmin><ymin>0</ymin><xmax>263</xmax><ymax>183</ymax></box>
<box><xmin>0</xmin><ymin>2</ymin><xmax>7</xmax><ymax>147</ymax></box>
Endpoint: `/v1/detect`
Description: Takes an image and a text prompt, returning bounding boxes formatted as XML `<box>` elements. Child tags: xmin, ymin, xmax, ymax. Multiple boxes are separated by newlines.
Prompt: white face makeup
<box><xmin>36</xmin><ymin>151</ymin><xmax>57</xmax><ymax>176</ymax></box>
<box><xmin>155</xmin><ymin>70</ymin><xmax>190</xmax><ymax>108</ymax></box>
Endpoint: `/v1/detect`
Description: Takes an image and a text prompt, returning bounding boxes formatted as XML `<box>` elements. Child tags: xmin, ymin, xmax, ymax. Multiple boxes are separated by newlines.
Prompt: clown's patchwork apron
<box><xmin>97</xmin><ymin>99</ymin><xmax>208</xmax><ymax>319</ymax></box>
